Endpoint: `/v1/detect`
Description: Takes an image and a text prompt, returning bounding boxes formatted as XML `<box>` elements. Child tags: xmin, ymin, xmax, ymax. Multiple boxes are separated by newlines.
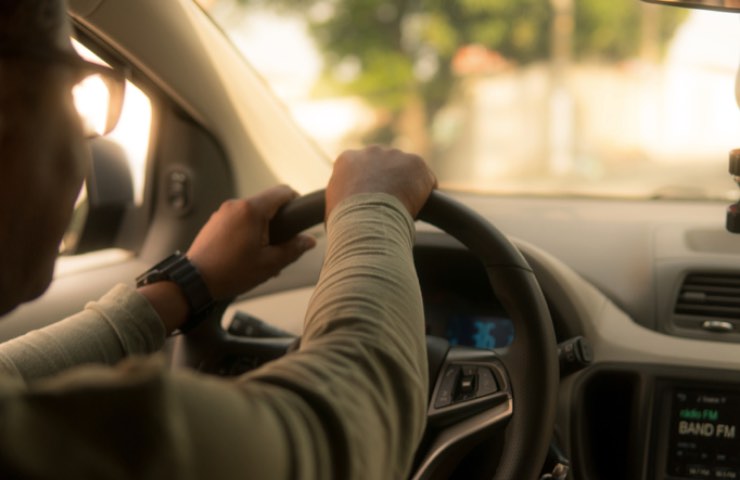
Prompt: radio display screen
<box><xmin>666</xmin><ymin>388</ymin><xmax>740</xmax><ymax>479</ymax></box>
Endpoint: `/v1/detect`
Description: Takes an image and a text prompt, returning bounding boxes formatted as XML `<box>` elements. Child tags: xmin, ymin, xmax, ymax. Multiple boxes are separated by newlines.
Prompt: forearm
<box><xmin>0</xmin><ymin>194</ymin><xmax>429</xmax><ymax>479</ymax></box>
<box><xmin>307</xmin><ymin>194</ymin><xmax>428</xmax><ymax>477</ymax></box>
<box><xmin>246</xmin><ymin>193</ymin><xmax>429</xmax><ymax>479</ymax></box>
<box><xmin>0</xmin><ymin>285</ymin><xmax>166</xmax><ymax>381</ymax></box>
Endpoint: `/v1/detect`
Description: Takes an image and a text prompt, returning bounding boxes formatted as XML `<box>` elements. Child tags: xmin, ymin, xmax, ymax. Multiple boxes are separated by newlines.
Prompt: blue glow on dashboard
<box><xmin>445</xmin><ymin>316</ymin><xmax>514</xmax><ymax>349</ymax></box>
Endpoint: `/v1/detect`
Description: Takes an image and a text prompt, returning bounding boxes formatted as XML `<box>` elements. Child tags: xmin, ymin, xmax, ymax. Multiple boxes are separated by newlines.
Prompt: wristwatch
<box><xmin>136</xmin><ymin>252</ymin><xmax>214</xmax><ymax>332</ymax></box>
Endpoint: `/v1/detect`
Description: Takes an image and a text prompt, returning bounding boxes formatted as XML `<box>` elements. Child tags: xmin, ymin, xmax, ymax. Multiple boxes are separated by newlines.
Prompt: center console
<box><xmin>572</xmin><ymin>364</ymin><xmax>740</xmax><ymax>480</ymax></box>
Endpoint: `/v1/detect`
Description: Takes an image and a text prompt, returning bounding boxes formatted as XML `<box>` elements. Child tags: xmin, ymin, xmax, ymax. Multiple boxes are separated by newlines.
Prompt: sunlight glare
<box><xmin>72</xmin><ymin>73</ymin><xmax>111</xmax><ymax>136</ymax></box>
<box><xmin>71</xmin><ymin>38</ymin><xmax>151</xmax><ymax>205</ymax></box>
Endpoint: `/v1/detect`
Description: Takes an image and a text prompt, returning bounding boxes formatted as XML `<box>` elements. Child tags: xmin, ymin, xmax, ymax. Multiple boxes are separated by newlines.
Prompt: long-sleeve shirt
<box><xmin>0</xmin><ymin>193</ymin><xmax>428</xmax><ymax>479</ymax></box>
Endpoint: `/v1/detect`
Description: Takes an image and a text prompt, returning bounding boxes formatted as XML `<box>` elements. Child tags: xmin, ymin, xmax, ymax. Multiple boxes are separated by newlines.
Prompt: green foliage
<box><xmin>576</xmin><ymin>1</ymin><xmax>638</xmax><ymax>58</ymax></box>
<box><xmin>235</xmin><ymin>0</ymin><xmax>687</xmax><ymax>129</ymax></box>
<box><xmin>422</xmin><ymin>12</ymin><xmax>458</xmax><ymax>57</ymax></box>
<box><xmin>345</xmin><ymin>50</ymin><xmax>416</xmax><ymax>110</ymax></box>
<box><xmin>575</xmin><ymin>2</ymin><xmax>686</xmax><ymax>60</ymax></box>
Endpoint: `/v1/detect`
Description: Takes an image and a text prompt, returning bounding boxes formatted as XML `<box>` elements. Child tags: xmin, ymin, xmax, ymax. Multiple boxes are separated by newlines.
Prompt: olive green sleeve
<box><xmin>0</xmin><ymin>284</ymin><xmax>166</xmax><ymax>380</ymax></box>
<box><xmin>0</xmin><ymin>193</ymin><xmax>428</xmax><ymax>480</ymax></box>
<box><xmin>241</xmin><ymin>193</ymin><xmax>429</xmax><ymax>479</ymax></box>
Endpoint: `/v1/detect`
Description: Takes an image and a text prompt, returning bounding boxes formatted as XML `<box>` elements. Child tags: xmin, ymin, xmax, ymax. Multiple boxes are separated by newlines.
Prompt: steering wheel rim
<box><xmin>181</xmin><ymin>189</ymin><xmax>558</xmax><ymax>479</ymax></box>
<box><xmin>271</xmin><ymin>189</ymin><xmax>558</xmax><ymax>479</ymax></box>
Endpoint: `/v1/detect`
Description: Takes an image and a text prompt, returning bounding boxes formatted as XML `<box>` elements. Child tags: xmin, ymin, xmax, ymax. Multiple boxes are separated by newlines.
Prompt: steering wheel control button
<box><xmin>435</xmin><ymin>363</ymin><xmax>503</xmax><ymax>408</ymax></box>
<box><xmin>476</xmin><ymin>367</ymin><xmax>499</xmax><ymax>397</ymax></box>
<box><xmin>434</xmin><ymin>365</ymin><xmax>460</xmax><ymax>408</ymax></box>
<box><xmin>458</xmin><ymin>374</ymin><xmax>477</xmax><ymax>401</ymax></box>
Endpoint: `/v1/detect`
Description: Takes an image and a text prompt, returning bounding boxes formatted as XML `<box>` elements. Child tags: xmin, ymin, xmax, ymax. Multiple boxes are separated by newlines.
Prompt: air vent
<box><xmin>674</xmin><ymin>273</ymin><xmax>740</xmax><ymax>320</ymax></box>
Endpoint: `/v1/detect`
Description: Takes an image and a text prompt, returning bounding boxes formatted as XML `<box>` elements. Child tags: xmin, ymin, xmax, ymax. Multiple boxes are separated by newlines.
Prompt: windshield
<box><xmin>198</xmin><ymin>0</ymin><xmax>740</xmax><ymax>201</ymax></box>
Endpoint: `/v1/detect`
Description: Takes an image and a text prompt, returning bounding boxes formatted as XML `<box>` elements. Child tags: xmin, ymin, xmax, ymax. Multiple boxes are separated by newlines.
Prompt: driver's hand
<box><xmin>187</xmin><ymin>185</ymin><xmax>316</xmax><ymax>300</ymax></box>
<box><xmin>325</xmin><ymin>145</ymin><xmax>437</xmax><ymax>219</ymax></box>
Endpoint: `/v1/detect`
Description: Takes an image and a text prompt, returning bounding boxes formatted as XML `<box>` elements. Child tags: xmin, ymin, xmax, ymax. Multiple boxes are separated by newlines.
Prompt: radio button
<box><xmin>686</xmin><ymin>465</ymin><xmax>711</xmax><ymax>477</ymax></box>
<box><xmin>714</xmin><ymin>468</ymin><xmax>738</xmax><ymax>479</ymax></box>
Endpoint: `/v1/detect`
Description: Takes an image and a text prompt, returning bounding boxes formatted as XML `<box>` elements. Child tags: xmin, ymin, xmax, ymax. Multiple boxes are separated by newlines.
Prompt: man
<box><xmin>0</xmin><ymin>1</ymin><xmax>436</xmax><ymax>478</ymax></box>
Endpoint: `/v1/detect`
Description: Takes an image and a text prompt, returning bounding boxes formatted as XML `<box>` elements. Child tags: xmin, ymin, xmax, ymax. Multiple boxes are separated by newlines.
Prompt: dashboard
<box><xmin>227</xmin><ymin>195</ymin><xmax>740</xmax><ymax>480</ymax></box>
<box><xmin>572</xmin><ymin>364</ymin><xmax>740</xmax><ymax>480</ymax></box>
<box><xmin>415</xmin><ymin>246</ymin><xmax>515</xmax><ymax>350</ymax></box>
<box><xmin>9</xmin><ymin>2</ymin><xmax>737</xmax><ymax>478</ymax></box>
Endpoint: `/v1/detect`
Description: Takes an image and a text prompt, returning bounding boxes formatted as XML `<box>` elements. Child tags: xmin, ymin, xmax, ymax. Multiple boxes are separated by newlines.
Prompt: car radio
<box><xmin>659</xmin><ymin>387</ymin><xmax>740</xmax><ymax>479</ymax></box>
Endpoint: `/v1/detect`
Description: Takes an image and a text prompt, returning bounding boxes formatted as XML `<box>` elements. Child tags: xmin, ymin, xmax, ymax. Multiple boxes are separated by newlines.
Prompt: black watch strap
<box><xmin>136</xmin><ymin>252</ymin><xmax>214</xmax><ymax>332</ymax></box>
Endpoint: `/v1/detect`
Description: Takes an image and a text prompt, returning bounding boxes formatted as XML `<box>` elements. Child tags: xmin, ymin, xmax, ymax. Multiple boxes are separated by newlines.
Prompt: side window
<box><xmin>59</xmin><ymin>39</ymin><xmax>153</xmax><ymax>256</ymax></box>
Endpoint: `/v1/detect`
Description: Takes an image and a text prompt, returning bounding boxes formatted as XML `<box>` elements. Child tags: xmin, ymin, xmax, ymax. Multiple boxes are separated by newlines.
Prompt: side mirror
<box><xmin>67</xmin><ymin>138</ymin><xmax>134</xmax><ymax>254</ymax></box>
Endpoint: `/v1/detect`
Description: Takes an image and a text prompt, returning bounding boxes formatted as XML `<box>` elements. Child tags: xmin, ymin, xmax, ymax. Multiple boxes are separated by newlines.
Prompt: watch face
<box><xmin>135</xmin><ymin>252</ymin><xmax>213</xmax><ymax>323</ymax></box>
<box><xmin>139</xmin><ymin>270</ymin><xmax>167</xmax><ymax>286</ymax></box>
<box><xmin>156</xmin><ymin>252</ymin><xmax>186</xmax><ymax>271</ymax></box>
<box><xmin>136</xmin><ymin>252</ymin><xmax>183</xmax><ymax>287</ymax></box>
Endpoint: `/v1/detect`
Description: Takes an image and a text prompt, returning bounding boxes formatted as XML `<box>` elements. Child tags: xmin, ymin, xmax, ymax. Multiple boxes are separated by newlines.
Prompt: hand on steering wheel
<box><xmin>179</xmin><ymin>188</ymin><xmax>558</xmax><ymax>479</ymax></box>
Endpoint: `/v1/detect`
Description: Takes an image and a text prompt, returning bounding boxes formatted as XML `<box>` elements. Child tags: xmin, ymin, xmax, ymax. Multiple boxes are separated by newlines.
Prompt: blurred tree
<box><xmin>236</xmin><ymin>0</ymin><xmax>685</xmax><ymax>156</ymax></box>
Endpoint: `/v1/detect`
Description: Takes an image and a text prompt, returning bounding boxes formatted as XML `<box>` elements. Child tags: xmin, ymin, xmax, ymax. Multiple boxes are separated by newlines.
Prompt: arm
<box><xmin>0</xmin><ymin>285</ymin><xmax>166</xmax><ymax>380</ymax></box>
<box><xmin>242</xmin><ymin>193</ymin><xmax>428</xmax><ymax>478</ymax></box>
<box><xmin>0</xmin><ymin>192</ymin><xmax>429</xmax><ymax>480</ymax></box>
<box><xmin>228</xmin><ymin>147</ymin><xmax>435</xmax><ymax>477</ymax></box>
<box><xmin>140</xmin><ymin>185</ymin><xmax>318</xmax><ymax>334</ymax></box>
<box><xmin>0</xmin><ymin>185</ymin><xmax>316</xmax><ymax>379</ymax></box>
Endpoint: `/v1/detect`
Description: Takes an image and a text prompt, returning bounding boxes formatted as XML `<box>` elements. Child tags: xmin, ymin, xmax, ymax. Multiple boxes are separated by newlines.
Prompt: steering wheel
<box><xmin>174</xmin><ymin>190</ymin><xmax>558</xmax><ymax>479</ymax></box>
